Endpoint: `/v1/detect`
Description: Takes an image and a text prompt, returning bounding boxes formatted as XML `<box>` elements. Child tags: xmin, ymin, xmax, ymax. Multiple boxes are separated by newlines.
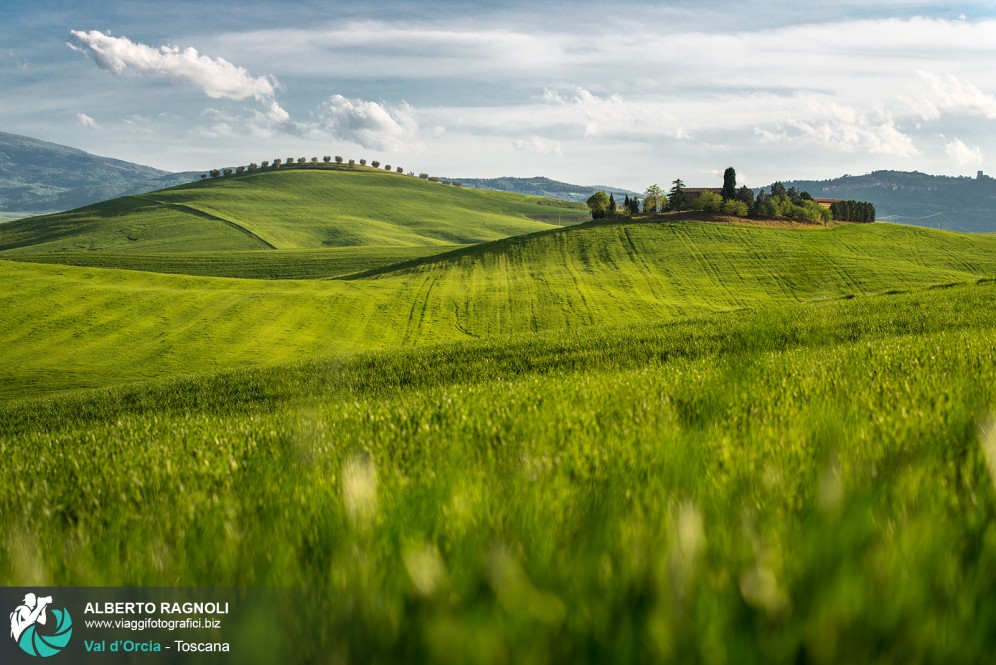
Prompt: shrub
<box><xmin>721</xmin><ymin>200</ymin><xmax>749</xmax><ymax>217</ymax></box>
<box><xmin>696</xmin><ymin>191</ymin><xmax>723</xmax><ymax>213</ymax></box>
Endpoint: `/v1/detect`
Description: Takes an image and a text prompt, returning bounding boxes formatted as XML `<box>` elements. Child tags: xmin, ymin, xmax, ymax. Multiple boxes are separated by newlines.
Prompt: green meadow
<box><xmin>0</xmin><ymin>167</ymin><xmax>572</xmax><ymax>254</ymax></box>
<box><xmin>1</xmin><ymin>169</ymin><xmax>995</xmax><ymax>663</ymax></box>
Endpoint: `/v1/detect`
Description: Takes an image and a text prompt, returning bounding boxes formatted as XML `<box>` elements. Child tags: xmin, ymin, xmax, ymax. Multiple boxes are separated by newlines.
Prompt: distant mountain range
<box><xmin>0</xmin><ymin>131</ymin><xmax>199</xmax><ymax>215</ymax></box>
<box><xmin>453</xmin><ymin>176</ymin><xmax>639</xmax><ymax>203</ymax></box>
<box><xmin>778</xmin><ymin>171</ymin><xmax>996</xmax><ymax>233</ymax></box>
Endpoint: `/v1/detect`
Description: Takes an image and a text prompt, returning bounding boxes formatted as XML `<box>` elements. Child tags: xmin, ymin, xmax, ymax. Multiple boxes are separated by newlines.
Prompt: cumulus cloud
<box><xmin>67</xmin><ymin>30</ymin><xmax>299</xmax><ymax>138</ymax></box>
<box><xmin>76</xmin><ymin>112</ymin><xmax>100</xmax><ymax>129</ymax></box>
<box><xmin>913</xmin><ymin>71</ymin><xmax>996</xmax><ymax>120</ymax></box>
<box><xmin>761</xmin><ymin>103</ymin><xmax>918</xmax><ymax>157</ymax></box>
<box><xmin>319</xmin><ymin>95</ymin><xmax>418</xmax><ymax>151</ymax></box>
<box><xmin>68</xmin><ymin>30</ymin><xmax>278</xmax><ymax>102</ymax></box>
<box><xmin>945</xmin><ymin>139</ymin><xmax>983</xmax><ymax>167</ymax></box>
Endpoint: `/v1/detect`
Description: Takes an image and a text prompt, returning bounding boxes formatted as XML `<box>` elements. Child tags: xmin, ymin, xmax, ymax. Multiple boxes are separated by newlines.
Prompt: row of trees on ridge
<box><xmin>203</xmin><ymin>157</ymin><xmax>462</xmax><ymax>187</ymax></box>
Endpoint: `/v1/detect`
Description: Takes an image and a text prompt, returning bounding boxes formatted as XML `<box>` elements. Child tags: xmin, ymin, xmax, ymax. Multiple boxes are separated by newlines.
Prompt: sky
<box><xmin>3</xmin><ymin>0</ymin><xmax>996</xmax><ymax>189</ymax></box>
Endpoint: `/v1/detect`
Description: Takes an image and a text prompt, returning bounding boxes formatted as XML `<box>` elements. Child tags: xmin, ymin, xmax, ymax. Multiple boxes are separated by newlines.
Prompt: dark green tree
<box><xmin>770</xmin><ymin>181</ymin><xmax>787</xmax><ymax>197</ymax></box>
<box><xmin>751</xmin><ymin>190</ymin><xmax>769</xmax><ymax>218</ymax></box>
<box><xmin>722</xmin><ymin>167</ymin><xmax>737</xmax><ymax>200</ymax></box>
<box><xmin>629</xmin><ymin>196</ymin><xmax>641</xmax><ymax>215</ymax></box>
<box><xmin>608</xmin><ymin>193</ymin><xmax>617</xmax><ymax>218</ymax></box>
<box><xmin>667</xmin><ymin>179</ymin><xmax>687</xmax><ymax>211</ymax></box>
<box><xmin>736</xmin><ymin>185</ymin><xmax>754</xmax><ymax>206</ymax></box>
<box><xmin>586</xmin><ymin>191</ymin><xmax>611</xmax><ymax>220</ymax></box>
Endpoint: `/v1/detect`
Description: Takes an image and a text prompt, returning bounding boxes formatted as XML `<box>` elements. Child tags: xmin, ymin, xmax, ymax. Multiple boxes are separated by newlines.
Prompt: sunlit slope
<box><xmin>1</xmin><ymin>221</ymin><xmax>994</xmax><ymax>397</ymax></box>
<box><xmin>0</xmin><ymin>168</ymin><xmax>566</xmax><ymax>253</ymax></box>
<box><xmin>5</xmin><ymin>245</ymin><xmax>469</xmax><ymax>279</ymax></box>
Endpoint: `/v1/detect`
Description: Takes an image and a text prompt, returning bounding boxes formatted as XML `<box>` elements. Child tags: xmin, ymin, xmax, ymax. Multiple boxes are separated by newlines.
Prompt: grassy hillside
<box><xmin>1</xmin><ymin>281</ymin><xmax>994</xmax><ymax>662</ymax></box>
<box><xmin>1</xmin><ymin>220</ymin><xmax>994</xmax><ymax>398</ymax></box>
<box><xmin>1</xmin><ymin>245</ymin><xmax>468</xmax><ymax>279</ymax></box>
<box><xmin>0</xmin><ymin>167</ymin><xmax>566</xmax><ymax>254</ymax></box>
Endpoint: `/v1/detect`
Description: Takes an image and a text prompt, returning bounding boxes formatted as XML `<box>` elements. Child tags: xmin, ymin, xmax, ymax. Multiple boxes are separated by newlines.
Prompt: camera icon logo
<box><xmin>9</xmin><ymin>593</ymin><xmax>73</xmax><ymax>657</ymax></box>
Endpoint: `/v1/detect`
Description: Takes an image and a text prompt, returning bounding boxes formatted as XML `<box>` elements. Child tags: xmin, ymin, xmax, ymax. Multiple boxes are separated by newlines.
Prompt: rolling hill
<box><xmin>2</xmin><ymin>219</ymin><xmax>994</xmax><ymax>397</ymax></box>
<box><xmin>0</xmin><ymin>167</ymin><xmax>570</xmax><ymax>255</ymax></box>
<box><xmin>0</xmin><ymin>130</ymin><xmax>199</xmax><ymax>214</ymax></box>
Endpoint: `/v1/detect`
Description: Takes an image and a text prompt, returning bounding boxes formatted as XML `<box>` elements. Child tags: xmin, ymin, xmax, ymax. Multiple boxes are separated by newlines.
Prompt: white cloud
<box><xmin>76</xmin><ymin>112</ymin><xmax>100</xmax><ymax>129</ymax></box>
<box><xmin>945</xmin><ymin>139</ymin><xmax>984</xmax><ymax>167</ymax></box>
<box><xmin>913</xmin><ymin>71</ymin><xmax>996</xmax><ymax>120</ymax></box>
<box><xmin>68</xmin><ymin>30</ymin><xmax>278</xmax><ymax>102</ymax></box>
<box><xmin>761</xmin><ymin>102</ymin><xmax>918</xmax><ymax>157</ymax></box>
<box><xmin>319</xmin><ymin>95</ymin><xmax>418</xmax><ymax>151</ymax></box>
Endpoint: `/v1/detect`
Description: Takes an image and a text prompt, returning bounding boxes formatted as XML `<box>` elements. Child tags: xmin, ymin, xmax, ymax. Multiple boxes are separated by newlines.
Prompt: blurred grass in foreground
<box><xmin>1</xmin><ymin>281</ymin><xmax>994</xmax><ymax>662</ymax></box>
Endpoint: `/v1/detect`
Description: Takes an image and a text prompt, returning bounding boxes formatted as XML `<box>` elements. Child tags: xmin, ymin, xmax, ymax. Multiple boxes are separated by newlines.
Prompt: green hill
<box><xmin>3</xmin><ymin>208</ymin><xmax>996</xmax><ymax>662</ymax></box>
<box><xmin>0</xmin><ymin>167</ymin><xmax>568</xmax><ymax>255</ymax></box>
<box><xmin>2</xmin><ymin>220</ymin><xmax>994</xmax><ymax>398</ymax></box>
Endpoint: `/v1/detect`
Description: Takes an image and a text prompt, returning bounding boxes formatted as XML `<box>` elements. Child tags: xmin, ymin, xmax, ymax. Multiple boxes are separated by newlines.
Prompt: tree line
<box><xmin>587</xmin><ymin>166</ymin><xmax>874</xmax><ymax>225</ymax></box>
<box><xmin>203</xmin><ymin>157</ymin><xmax>462</xmax><ymax>187</ymax></box>
<box><xmin>829</xmin><ymin>200</ymin><xmax>876</xmax><ymax>223</ymax></box>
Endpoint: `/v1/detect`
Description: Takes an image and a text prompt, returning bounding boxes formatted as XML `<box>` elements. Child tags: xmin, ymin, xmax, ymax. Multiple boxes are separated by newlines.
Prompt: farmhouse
<box><xmin>682</xmin><ymin>187</ymin><xmax>722</xmax><ymax>206</ymax></box>
<box><xmin>812</xmin><ymin>198</ymin><xmax>842</xmax><ymax>209</ymax></box>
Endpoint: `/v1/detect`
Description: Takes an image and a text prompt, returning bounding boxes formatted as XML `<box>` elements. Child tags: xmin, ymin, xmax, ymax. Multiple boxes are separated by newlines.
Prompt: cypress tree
<box><xmin>722</xmin><ymin>167</ymin><xmax>737</xmax><ymax>200</ymax></box>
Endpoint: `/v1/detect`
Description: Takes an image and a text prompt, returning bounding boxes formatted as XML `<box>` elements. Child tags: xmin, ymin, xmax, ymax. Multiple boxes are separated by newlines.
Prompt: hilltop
<box><xmin>0</xmin><ymin>131</ymin><xmax>199</xmax><ymax>215</ymax></box>
<box><xmin>0</xmin><ymin>166</ymin><xmax>568</xmax><ymax>255</ymax></box>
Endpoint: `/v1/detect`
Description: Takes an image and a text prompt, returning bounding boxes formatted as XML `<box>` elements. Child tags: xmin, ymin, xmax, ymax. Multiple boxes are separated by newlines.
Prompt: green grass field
<box><xmin>1</xmin><ymin>169</ymin><xmax>995</xmax><ymax>662</ymax></box>
<box><xmin>0</xmin><ymin>168</ymin><xmax>570</xmax><ymax>254</ymax></box>
<box><xmin>0</xmin><ymin>245</ymin><xmax>469</xmax><ymax>279</ymax></box>
<box><xmin>2</xmin><ymin>220</ymin><xmax>994</xmax><ymax>398</ymax></box>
